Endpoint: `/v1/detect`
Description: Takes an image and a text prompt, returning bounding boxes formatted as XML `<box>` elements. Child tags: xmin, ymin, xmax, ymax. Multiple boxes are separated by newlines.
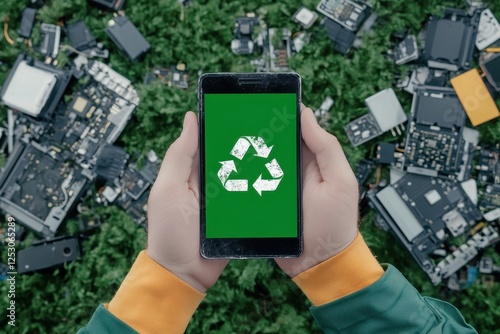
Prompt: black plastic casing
<box><xmin>105</xmin><ymin>16</ymin><xmax>150</xmax><ymax>62</ymax></box>
<box><xmin>17</xmin><ymin>236</ymin><xmax>81</xmax><ymax>274</ymax></box>
<box><xmin>198</xmin><ymin>73</ymin><xmax>302</xmax><ymax>259</ymax></box>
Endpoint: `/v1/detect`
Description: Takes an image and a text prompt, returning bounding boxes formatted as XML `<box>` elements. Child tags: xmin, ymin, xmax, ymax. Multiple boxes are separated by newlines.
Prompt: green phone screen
<box><xmin>204</xmin><ymin>93</ymin><xmax>298</xmax><ymax>238</ymax></box>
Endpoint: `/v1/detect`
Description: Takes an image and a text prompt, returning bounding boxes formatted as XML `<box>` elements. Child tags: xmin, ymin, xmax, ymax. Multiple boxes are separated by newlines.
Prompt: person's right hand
<box><xmin>275</xmin><ymin>105</ymin><xmax>359</xmax><ymax>277</ymax></box>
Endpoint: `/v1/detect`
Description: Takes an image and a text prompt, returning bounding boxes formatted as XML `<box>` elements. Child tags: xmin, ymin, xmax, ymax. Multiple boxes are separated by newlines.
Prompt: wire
<box><xmin>374</xmin><ymin>166</ymin><xmax>382</xmax><ymax>188</ymax></box>
<box><xmin>24</xmin><ymin>38</ymin><xmax>34</xmax><ymax>54</ymax></box>
<box><xmin>59</xmin><ymin>44</ymin><xmax>88</xmax><ymax>57</ymax></box>
<box><xmin>469</xmin><ymin>222</ymin><xmax>485</xmax><ymax>236</ymax></box>
<box><xmin>485</xmin><ymin>47</ymin><xmax>500</xmax><ymax>53</ymax></box>
<box><xmin>3</xmin><ymin>16</ymin><xmax>15</xmax><ymax>45</ymax></box>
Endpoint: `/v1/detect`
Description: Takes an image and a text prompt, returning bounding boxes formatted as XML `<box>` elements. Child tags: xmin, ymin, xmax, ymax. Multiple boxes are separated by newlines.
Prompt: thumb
<box><xmin>301</xmin><ymin>107</ymin><xmax>352</xmax><ymax>184</ymax></box>
<box><xmin>157</xmin><ymin>112</ymin><xmax>199</xmax><ymax>185</ymax></box>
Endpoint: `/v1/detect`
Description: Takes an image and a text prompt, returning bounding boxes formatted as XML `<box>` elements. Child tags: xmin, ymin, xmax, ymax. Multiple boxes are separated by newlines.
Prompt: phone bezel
<box><xmin>198</xmin><ymin>73</ymin><xmax>302</xmax><ymax>259</ymax></box>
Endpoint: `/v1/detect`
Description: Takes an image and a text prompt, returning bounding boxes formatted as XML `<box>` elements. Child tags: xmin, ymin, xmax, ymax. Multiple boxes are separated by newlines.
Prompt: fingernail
<box><xmin>308</xmin><ymin>109</ymin><xmax>318</xmax><ymax>125</ymax></box>
<box><xmin>183</xmin><ymin>112</ymin><xmax>189</xmax><ymax>129</ymax></box>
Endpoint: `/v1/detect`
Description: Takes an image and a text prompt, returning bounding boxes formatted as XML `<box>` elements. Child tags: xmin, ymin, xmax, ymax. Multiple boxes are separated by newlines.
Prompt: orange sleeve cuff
<box><xmin>107</xmin><ymin>251</ymin><xmax>205</xmax><ymax>334</ymax></box>
<box><xmin>293</xmin><ymin>233</ymin><xmax>384</xmax><ymax>306</ymax></box>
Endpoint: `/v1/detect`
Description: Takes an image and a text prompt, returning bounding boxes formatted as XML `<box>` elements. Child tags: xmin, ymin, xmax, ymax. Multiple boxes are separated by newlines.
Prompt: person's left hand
<box><xmin>146</xmin><ymin>111</ymin><xmax>229</xmax><ymax>293</ymax></box>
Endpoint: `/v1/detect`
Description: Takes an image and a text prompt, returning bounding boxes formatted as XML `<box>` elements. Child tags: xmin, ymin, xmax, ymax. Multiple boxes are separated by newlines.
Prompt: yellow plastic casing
<box><xmin>451</xmin><ymin>69</ymin><xmax>500</xmax><ymax>126</ymax></box>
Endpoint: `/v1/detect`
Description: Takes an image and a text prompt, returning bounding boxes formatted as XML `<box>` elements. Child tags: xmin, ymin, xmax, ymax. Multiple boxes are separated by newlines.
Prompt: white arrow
<box><xmin>217</xmin><ymin>161</ymin><xmax>248</xmax><ymax>192</ymax></box>
<box><xmin>230</xmin><ymin>138</ymin><xmax>251</xmax><ymax>160</ymax></box>
<box><xmin>253</xmin><ymin>174</ymin><xmax>283</xmax><ymax>196</ymax></box>
<box><xmin>265</xmin><ymin>158</ymin><xmax>284</xmax><ymax>178</ymax></box>
<box><xmin>225</xmin><ymin>180</ymin><xmax>248</xmax><ymax>192</ymax></box>
<box><xmin>245</xmin><ymin>136</ymin><xmax>273</xmax><ymax>158</ymax></box>
<box><xmin>218</xmin><ymin>160</ymin><xmax>237</xmax><ymax>185</ymax></box>
<box><xmin>230</xmin><ymin>136</ymin><xmax>273</xmax><ymax>160</ymax></box>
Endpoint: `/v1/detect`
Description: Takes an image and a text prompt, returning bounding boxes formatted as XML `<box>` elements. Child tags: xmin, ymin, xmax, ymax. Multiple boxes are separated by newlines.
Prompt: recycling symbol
<box><xmin>217</xmin><ymin>136</ymin><xmax>284</xmax><ymax>196</ymax></box>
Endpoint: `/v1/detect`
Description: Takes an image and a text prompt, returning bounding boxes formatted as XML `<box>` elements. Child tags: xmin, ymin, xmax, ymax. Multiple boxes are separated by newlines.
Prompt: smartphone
<box><xmin>198</xmin><ymin>73</ymin><xmax>302</xmax><ymax>258</ymax></box>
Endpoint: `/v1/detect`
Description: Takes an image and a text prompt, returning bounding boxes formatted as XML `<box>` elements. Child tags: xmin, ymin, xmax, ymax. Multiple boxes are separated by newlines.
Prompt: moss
<box><xmin>0</xmin><ymin>0</ymin><xmax>498</xmax><ymax>333</ymax></box>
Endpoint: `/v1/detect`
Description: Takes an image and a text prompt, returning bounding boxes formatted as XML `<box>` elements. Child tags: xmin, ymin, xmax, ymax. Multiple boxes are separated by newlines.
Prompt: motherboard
<box><xmin>0</xmin><ymin>56</ymin><xmax>139</xmax><ymax>237</ymax></box>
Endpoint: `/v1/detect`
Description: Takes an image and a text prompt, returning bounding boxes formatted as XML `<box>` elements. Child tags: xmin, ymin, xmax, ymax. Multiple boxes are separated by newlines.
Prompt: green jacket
<box><xmin>78</xmin><ymin>265</ymin><xmax>476</xmax><ymax>334</ymax></box>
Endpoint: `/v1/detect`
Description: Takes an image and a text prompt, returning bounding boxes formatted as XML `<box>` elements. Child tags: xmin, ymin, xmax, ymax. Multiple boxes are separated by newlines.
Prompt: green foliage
<box><xmin>0</xmin><ymin>0</ymin><xmax>499</xmax><ymax>333</ymax></box>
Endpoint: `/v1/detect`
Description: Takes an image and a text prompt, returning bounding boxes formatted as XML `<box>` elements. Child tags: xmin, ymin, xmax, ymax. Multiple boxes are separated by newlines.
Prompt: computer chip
<box><xmin>170</xmin><ymin>64</ymin><xmax>189</xmax><ymax>89</ymax></box>
<box><xmin>293</xmin><ymin>7</ymin><xmax>319</xmax><ymax>29</ymax></box>
<box><xmin>95</xmin><ymin>145</ymin><xmax>129</xmax><ymax>181</ymax></box>
<box><xmin>375</xmin><ymin>142</ymin><xmax>401</xmax><ymax>165</ymax></box>
<box><xmin>121</xmin><ymin>167</ymin><xmax>150</xmax><ymax>200</ymax></box>
<box><xmin>72</xmin><ymin>96</ymin><xmax>89</xmax><ymax>113</ymax></box>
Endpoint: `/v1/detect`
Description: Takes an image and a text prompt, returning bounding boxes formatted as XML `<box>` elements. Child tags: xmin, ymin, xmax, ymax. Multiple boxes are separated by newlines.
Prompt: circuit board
<box><xmin>231</xmin><ymin>14</ymin><xmax>260</xmax><ymax>55</ymax></box>
<box><xmin>0</xmin><ymin>60</ymin><xmax>139</xmax><ymax>236</ymax></box>
<box><xmin>479</xmin><ymin>184</ymin><xmax>500</xmax><ymax>221</ymax></box>
<box><xmin>316</xmin><ymin>0</ymin><xmax>371</xmax><ymax>32</ymax></box>
<box><xmin>394</xmin><ymin>35</ymin><xmax>418</xmax><ymax>65</ymax></box>
<box><xmin>477</xmin><ymin>144</ymin><xmax>500</xmax><ymax>185</ymax></box>
<box><xmin>369</xmin><ymin>173</ymin><xmax>492</xmax><ymax>285</ymax></box>
<box><xmin>45</xmin><ymin>62</ymin><xmax>137</xmax><ymax>167</ymax></box>
<box><xmin>344</xmin><ymin>113</ymin><xmax>382</xmax><ymax>147</ymax></box>
<box><xmin>269</xmin><ymin>29</ymin><xmax>293</xmax><ymax>72</ymax></box>
<box><xmin>115</xmin><ymin>190</ymin><xmax>149</xmax><ymax>227</ymax></box>
<box><xmin>405</xmin><ymin>125</ymin><xmax>465</xmax><ymax>177</ymax></box>
<box><xmin>404</xmin><ymin>86</ymin><xmax>466</xmax><ymax>179</ymax></box>
<box><xmin>477</xmin><ymin>144</ymin><xmax>500</xmax><ymax>221</ymax></box>
<box><xmin>0</xmin><ymin>143</ymin><xmax>90</xmax><ymax>235</ymax></box>
<box><xmin>253</xmin><ymin>28</ymin><xmax>294</xmax><ymax>72</ymax></box>
<box><xmin>46</xmin><ymin>87</ymin><xmax>128</xmax><ymax>164</ymax></box>
<box><xmin>97</xmin><ymin>151</ymin><xmax>160</xmax><ymax>226</ymax></box>
<box><xmin>144</xmin><ymin>65</ymin><xmax>189</xmax><ymax>89</ymax></box>
<box><xmin>120</xmin><ymin>166</ymin><xmax>150</xmax><ymax>200</ymax></box>
<box><xmin>355</xmin><ymin>159</ymin><xmax>375</xmax><ymax>187</ymax></box>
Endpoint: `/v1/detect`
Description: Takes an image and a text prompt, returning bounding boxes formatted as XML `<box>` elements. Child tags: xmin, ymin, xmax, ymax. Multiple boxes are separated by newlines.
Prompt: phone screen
<box><xmin>204</xmin><ymin>93</ymin><xmax>298</xmax><ymax>238</ymax></box>
<box><xmin>199</xmin><ymin>73</ymin><xmax>302</xmax><ymax>258</ymax></box>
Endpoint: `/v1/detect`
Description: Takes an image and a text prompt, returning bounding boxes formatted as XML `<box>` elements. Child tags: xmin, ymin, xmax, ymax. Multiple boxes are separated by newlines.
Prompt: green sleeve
<box><xmin>310</xmin><ymin>265</ymin><xmax>477</xmax><ymax>333</ymax></box>
<box><xmin>77</xmin><ymin>304</ymin><xmax>138</xmax><ymax>334</ymax></box>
